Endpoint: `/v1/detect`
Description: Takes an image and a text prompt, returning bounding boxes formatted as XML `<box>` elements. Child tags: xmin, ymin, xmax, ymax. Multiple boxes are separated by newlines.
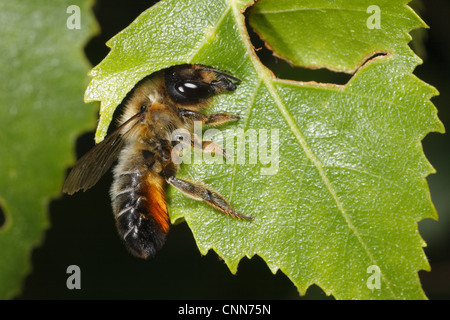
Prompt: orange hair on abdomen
<box><xmin>143</xmin><ymin>172</ymin><xmax>169</xmax><ymax>234</ymax></box>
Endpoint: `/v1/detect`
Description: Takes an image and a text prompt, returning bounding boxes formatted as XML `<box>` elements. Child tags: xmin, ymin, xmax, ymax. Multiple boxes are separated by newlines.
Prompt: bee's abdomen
<box><xmin>111</xmin><ymin>169</ymin><xmax>169</xmax><ymax>259</ymax></box>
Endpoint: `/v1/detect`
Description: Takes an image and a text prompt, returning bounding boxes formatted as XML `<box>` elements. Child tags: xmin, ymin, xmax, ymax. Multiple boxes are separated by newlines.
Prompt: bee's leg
<box><xmin>167</xmin><ymin>176</ymin><xmax>253</xmax><ymax>221</ymax></box>
<box><xmin>191</xmin><ymin>133</ymin><xmax>229</xmax><ymax>158</ymax></box>
<box><xmin>179</xmin><ymin>109</ymin><xmax>240</xmax><ymax>126</ymax></box>
<box><xmin>202</xmin><ymin>113</ymin><xmax>240</xmax><ymax>126</ymax></box>
<box><xmin>172</xmin><ymin>131</ymin><xmax>229</xmax><ymax>158</ymax></box>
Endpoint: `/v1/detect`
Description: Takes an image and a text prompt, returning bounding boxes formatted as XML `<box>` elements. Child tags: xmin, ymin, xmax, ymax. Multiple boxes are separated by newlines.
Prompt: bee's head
<box><xmin>164</xmin><ymin>64</ymin><xmax>241</xmax><ymax>105</ymax></box>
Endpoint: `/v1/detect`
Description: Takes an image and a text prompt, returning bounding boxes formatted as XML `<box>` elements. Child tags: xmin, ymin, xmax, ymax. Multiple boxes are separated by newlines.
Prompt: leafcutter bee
<box><xmin>63</xmin><ymin>64</ymin><xmax>252</xmax><ymax>259</ymax></box>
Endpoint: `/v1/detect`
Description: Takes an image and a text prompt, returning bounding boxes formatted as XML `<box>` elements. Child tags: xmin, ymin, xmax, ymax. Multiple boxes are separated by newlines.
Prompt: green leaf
<box><xmin>0</xmin><ymin>1</ymin><xmax>95</xmax><ymax>298</ymax></box>
<box><xmin>249</xmin><ymin>0</ymin><xmax>424</xmax><ymax>73</ymax></box>
<box><xmin>86</xmin><ymin>0</ymin><xmax>443</xmax><ymax>299</ymax></box>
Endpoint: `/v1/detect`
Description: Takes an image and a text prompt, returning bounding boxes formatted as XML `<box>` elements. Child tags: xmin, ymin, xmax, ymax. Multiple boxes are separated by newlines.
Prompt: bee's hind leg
<box><xmin>167</xmin><ymin>176</ymin><xmax>253</xmax><ymax>221</ymax></box>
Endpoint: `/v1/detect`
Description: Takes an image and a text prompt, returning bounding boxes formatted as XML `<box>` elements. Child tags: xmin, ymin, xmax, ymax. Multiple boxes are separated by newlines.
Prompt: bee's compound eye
<box><xmin>176</xmin><ymin>81</ymin><xmax>211</xmax><ymax>99</ymax></box>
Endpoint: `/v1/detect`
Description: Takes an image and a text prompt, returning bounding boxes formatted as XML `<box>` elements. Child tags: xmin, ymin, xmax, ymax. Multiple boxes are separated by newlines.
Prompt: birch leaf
<box><xmin>85</xmin><ymin>0</ymin><xmax>443</xmax><ymax>299</ymax></box>
<box><xmin>0</xmin><ymin>0</ymin><xmax>95</xmax><ymax>298</ymax></box>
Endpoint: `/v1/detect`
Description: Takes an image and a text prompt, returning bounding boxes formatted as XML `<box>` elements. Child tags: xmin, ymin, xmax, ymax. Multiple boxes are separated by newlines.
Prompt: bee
<box><xmin>63</xmin><ymin>64</ymin><xmax>252</xmax><ymax>259</ymax></box>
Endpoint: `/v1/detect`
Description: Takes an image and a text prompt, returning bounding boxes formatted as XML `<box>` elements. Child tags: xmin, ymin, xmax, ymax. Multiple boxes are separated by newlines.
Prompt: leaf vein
<box><xmin>188</xmin><ymin>4</ymin><xmax>231</xmax><ymax>62</ymax></box>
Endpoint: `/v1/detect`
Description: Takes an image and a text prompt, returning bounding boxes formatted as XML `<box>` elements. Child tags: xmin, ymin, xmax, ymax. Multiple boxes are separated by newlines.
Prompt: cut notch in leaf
<box><xmin>248</xmin><ymin>0</ymin><xmax>426</xmax><ymax>73</ymax></box>
<box><xmin>0</xmin><ymin>201</ymin><xmax>6</xmax><ymax>229</ymax></box>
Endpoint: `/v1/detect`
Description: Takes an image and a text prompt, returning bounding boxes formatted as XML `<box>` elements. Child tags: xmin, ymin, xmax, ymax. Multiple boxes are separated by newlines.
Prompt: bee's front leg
<box><xmin>179</xmin><ymin>108</ymin><xmax>240</xmax><ymax>126</ymax></box>
<box><xmin>167</xmin><ymin>176</ymin><xmax>253</xmax><ymax>221</ymax></box>
<box><xmin>202</xmin><ymin>112</ymin><xmax>240</xmax><ymax>126</ymax></box>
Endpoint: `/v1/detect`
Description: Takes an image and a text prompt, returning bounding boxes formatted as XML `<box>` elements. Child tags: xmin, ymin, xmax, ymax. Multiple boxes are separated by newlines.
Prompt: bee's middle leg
<box><xmin>167</xmin><ymin>176</ymin><xmax>253</xmax><ymax>220</ymax></box>
<box><xmin>191</xmin><ymin>133</ymin><xmax>230</xmax><ymax>158</ymax></box>
<box><xmin>172</xmin><ymin>131</ymin><xmax>230</xmax><ymax>159</ymax></box>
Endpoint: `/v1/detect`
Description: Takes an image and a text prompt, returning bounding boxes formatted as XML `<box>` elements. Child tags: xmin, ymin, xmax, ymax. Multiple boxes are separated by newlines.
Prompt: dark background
<box><xmin>17</xmin><ymin>0</ymin><xmax>450</xmax><ymax>299</ymax></box>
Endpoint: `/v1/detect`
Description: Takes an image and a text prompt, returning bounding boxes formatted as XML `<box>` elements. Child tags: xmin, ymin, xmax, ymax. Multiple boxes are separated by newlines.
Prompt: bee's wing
<box><xmin>62</xmin><ymin>109</ymin><xmax>145</xmax><ymax>195</ymax></box>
